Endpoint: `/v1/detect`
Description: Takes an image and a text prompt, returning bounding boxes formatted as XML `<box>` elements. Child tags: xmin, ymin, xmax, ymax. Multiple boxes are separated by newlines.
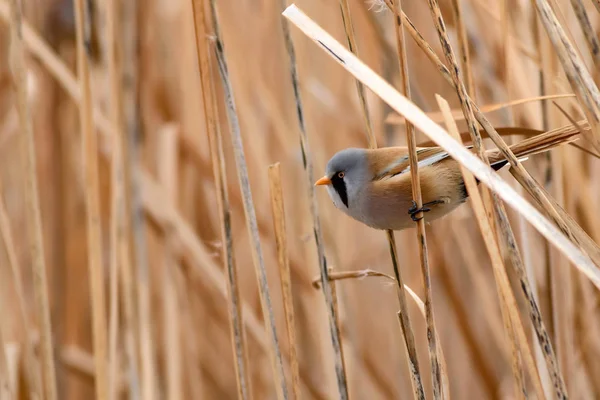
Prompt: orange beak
<box><xmin>314</xmin><ymin>176</ymin><xmax>332</xmax><ymax>186</ymax></box>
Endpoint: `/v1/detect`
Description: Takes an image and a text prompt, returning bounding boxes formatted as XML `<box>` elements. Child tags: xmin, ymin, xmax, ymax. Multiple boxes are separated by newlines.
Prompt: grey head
<box><xmin>318</xmin><ymin>148</ymin><xmax>371</xmax><ymax>211</ymax></box>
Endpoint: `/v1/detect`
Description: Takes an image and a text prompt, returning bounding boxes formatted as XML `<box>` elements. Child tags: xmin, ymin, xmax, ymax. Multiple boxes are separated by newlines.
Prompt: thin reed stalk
<box><xmin>385</xmin><ymin>231</ymin><xmax>424</xmax><ymax>400</ymax></box>
<box><xmin>210</xmin><ymin>1</ymin><xmax>289</xmax><ymax>398</ymax></box>
<box><xmin>276</xmin><ymin>0</ymin><xmax>349</xmax><ymax>397</ymax></box>
<box><xmin>268</xmin><ymin>163</ymin><xmax>301</xmax><ymax>400</ymax></box>
<box><xmin>158</xmin><ymin>125</ymin><xmax>183</xmax><ymax>400</ymax></box>
<box><xmin>393</xmin><ymin>0</ymin><xmax>444</xmax><ymax>397</ymax></box>
<box><xmin>328</xmin><ymin>275</ymin><xmax>349</xmax><ymax>398</ymax></box>
<box><xmin>190</xmin><ymin>0</ymin><xmax>252</xmax><ymax>398</ymax></box>
<box><xmin>119</xmin><ymin>0</ymin><xmax>141</xmax><ymax>395</ymax></box>
<box><xmin>8</xmin><ymin>0</ymin><xmax>56</xmax><ymax>399</ymax></box>
<box><xmin>73</xmin><ymin>0</ymin><xmax>109</xmax><ymax>398</ymax></box>
<box><xmin>105</xmin><ymin>0</ymin><xmax>126</xmax><ymax>397</ymax></box>
<box><xmin>128</xmin><ymin>4</ymin><xmax>157</xmax><ymax>398</ymax></box>
<box><xmin>449</xmin><ymin>0</ymin><xmax>475</xmax><ymax>98</ymax></box>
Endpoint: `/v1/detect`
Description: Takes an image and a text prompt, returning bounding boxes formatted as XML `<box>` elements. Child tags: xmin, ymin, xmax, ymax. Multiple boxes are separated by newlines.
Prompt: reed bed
<box><xmin>2</xmin><ymin>0</ymin><xmax>600</xmax><ymax>399</ymax></box>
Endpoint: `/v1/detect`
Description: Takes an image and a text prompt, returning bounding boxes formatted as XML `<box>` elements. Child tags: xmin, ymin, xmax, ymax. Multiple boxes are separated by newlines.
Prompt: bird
<box><xmin>314</xmin><ymin>127</ymin><xmax>581</xmax><ymax>231</ymax></box>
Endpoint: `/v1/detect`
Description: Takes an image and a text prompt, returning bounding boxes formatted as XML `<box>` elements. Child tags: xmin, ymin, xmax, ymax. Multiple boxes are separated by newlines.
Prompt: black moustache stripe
<box><xmin>331</xmin><ymin>174</ymin><xmax>348</xmax><ymax>208</ymax></box>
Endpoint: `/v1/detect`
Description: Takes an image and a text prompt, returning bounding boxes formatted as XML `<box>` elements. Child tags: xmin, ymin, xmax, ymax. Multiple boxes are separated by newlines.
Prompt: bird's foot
<box><xmin>408</xmin><ymin>200</ymin><xmax>445</xmax><ymax>222</ymax></box>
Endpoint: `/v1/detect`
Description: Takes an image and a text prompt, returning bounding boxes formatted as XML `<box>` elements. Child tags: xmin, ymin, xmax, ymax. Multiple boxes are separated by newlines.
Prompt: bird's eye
<box><xmin>337</xmin><ymin>171</ymin><xmax>345</xmax><ymax>179</ymax></box>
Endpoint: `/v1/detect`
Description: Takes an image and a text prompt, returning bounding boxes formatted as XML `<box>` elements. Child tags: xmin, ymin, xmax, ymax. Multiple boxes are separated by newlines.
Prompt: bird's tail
<box><xmin>486</xmin><ymin>120</ymin><xmax>587</xmax><ymax>171</ymax></box>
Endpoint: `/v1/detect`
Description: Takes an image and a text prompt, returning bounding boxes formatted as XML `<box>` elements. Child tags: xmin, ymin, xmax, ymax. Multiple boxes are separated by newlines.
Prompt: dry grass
<box><xmin>2</xmin><ymin>0</ymin><xmax>600</xmax><ymax>399</ymax></box>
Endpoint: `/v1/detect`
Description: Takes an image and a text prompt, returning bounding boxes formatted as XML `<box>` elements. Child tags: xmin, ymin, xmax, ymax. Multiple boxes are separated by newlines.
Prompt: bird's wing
<box><xmin>372</xmin><ymin>147</ymin><xmax>455</xmax><ymax>181</ymax></box>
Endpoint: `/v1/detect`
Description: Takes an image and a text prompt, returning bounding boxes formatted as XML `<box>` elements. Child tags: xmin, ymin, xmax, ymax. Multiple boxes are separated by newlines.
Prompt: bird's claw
<box><xmin>408</xmin><ymin>200</ymin><xmax>431</xmax><ymax>222</ymax></box>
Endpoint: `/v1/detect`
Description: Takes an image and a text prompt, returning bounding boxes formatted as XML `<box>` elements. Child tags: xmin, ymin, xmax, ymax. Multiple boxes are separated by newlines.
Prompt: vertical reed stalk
<box><xmin>127</xmin><ymin>2</ymin><xmax>156</xmax><ymax>397</ymax></box>
<box><xmin>120</xmin><ymin>0</ymin><xmax>142</xmax><ymax>395</ymax></box>
<box><xmin>385</xmin><ymin>231</ymin><xmax>425</xmax><ymax>400</ymax></box>
<box><xmin>73</xmin><ymin>0</ymin><xmax>108</xmax><ymax>398</ymax></box>
<box><xmin>190</xmin><ymin>0</ymin><xmax>253</xmax><ymax>397</ymax></box>
<box><xmin>105</xmin><ymin>0</ymin><xmax>126</xmax><ymax>397</ymax></box>
<box><xmin>268</xmin><ymin>163</ymin><xmax>301</xmax><ymax>400</ymax></box>
<box><xmin>8</xmin><ymin>0</ymin><xmax>56</xmax><ymax>398</ymax></box>
<box><xmin>449</xmin><ymin>0</ymin><xmax>475</xmax><ymax>98</ymax></box>
<box><xmin>158</xmin><ymin>125</ymin><xmax>183</xmax><ymax>400</ymax></box>
<box><xmin>393</xmin><ymin>0</ymin><xmax>443</xmax><ymax>397</ymax></box>
<box><xmin>210</xmin><ymin>1</ymin><xmax>289</xmax><ymax>398</ymax></box>
<box><xmin>276</xmin><ymin>0</ymin><xmax>349</xmax><ymax>397</ymax></box>
<box><xmin>328</xmin><ymin>275</ymin><xmax>349</xmax><ymax>396</ymax></box>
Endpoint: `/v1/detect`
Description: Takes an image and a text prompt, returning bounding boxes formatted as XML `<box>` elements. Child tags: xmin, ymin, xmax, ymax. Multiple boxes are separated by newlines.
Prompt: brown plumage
<box><xmin>315</xmin><ymin>125</ymin><xmax>581</xmax><ymax>231</ymax></box>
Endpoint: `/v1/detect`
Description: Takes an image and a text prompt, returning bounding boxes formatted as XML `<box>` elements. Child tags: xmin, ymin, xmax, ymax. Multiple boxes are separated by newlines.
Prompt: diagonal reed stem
<box><xmin>210</xmin><ymin>1</ymin><xmax>289</xmax><ymax>398</ymax></box>
<box><xmin>8</xmin><ymin>0</ymin><xmax>57</xmax><ymax>399</ymax></box>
